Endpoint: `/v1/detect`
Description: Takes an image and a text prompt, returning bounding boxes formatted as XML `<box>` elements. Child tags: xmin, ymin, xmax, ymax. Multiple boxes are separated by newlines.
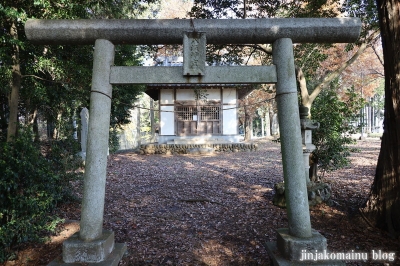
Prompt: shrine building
<box><xmin>145</xmin><ymin>57</ymin><xmax>253</xmax><ymax>144</ymax></box>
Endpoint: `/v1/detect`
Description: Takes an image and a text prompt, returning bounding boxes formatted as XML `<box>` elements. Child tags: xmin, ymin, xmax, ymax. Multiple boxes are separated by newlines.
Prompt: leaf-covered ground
<box><xmin>4</xmin><ymin>138</ymin><xmax>400</xmax><ymax>266</ymax></box>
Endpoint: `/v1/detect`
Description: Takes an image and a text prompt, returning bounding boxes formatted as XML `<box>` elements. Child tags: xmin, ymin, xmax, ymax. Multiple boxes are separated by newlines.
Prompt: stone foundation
<box><xmin>273</xmin><ymin>181</ymin><xmax>332</xmax><ymax>207</ymax></box>
<box><xmin>48</xmin><ymin>231</ymin><xmax>127</xmax><ymax>266</ymax></box>
<box><xmin>139</xmin><ymin>143</ymin><xmax>258</xmax><ymax>155</ymax></box>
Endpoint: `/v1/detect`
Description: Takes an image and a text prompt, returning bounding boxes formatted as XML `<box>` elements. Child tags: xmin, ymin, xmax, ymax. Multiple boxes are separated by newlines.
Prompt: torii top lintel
<box><xmin>25</xmin><ymin>18</ymin><xmax>361</xmax><ymax>45</ymax></box>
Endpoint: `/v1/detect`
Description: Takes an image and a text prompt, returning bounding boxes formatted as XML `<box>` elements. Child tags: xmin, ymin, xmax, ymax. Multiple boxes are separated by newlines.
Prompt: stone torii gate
<box><xmin>25</xmin><ymin>18</ymin><xmax>361</xmax><ymax>265</ymax></box>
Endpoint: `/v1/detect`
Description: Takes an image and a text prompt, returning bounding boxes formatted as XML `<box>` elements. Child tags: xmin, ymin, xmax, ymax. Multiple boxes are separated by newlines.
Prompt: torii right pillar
<box><xmin>266</xmin><ymin>38</ymin><xmax>344</xmax><ymax>265</ymax></box>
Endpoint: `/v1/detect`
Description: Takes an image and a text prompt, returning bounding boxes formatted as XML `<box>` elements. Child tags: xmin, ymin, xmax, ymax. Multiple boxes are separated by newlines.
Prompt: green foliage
<box><xmin>189</xmin><ymin>0</ymin><xmax>284</xmax><ymax>19</ymax></box>
<box><xmin>294</xmin><ymin>43</ymin><xmax>331</xmax><ymax>79</ymax></box>
<box><xmin>1</xmin><ymin>0</ymin><xmax>155</xmax><ymax>147</ymax></box>
<box><xmin>311</xmin><ymin>85</ymin><xmax>365</xmax><ymax>174</ymax></box>
<box><xmin>341</xmin><ymin>0</ymin><xmax>379</xmax><ymax>39</ymax></box>
<box><xmin>109</xmin><ymin>128</ymin><xmax>120</xmax><ymax>154</ymax></box>
<box><xmin>44</xmin><ymin>135</ymin><xmax>84</xmax><ymax>200</ymax></box>
<box><xmin>0</xmin><ymin>129</ymin><xmax>65</xmax><ymax>262</ymax></box>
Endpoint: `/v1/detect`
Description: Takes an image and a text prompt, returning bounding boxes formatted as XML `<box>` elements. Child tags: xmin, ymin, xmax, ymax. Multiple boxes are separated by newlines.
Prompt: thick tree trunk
<box><xmin>7</xmin><ymin>20</ymin><xmax>21</xmax><ymax>142</ymax></box>
<box><xmin>244</xmin><ymin>104</ymin><xmax>252</xmax><ymax>141</ymax></box>
<box><xmin>244</xmin><ymin>116</ymin><xmax>252</xmax><ymax>141</ymax></box>
<box><xmin>361</xmin><ymin>0</ymin><xmax>400</xmax><ymax>236</ymax></box>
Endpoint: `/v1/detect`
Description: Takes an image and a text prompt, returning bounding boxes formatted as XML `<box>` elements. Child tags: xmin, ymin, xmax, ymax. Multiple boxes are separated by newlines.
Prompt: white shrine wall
<box><xmin>175</xmin><ymin>88</ymin><xmax>220</xmax><ymax>100</ymax></box>
<box><xmin>159</xmin><ymin>89</ymin><xmax>175</xmax><ymax>136</ymax></box>
<box><xmin>222</xmin><ymin>88</ymin><xmax>237</xmax><ymax>135</ymax></box>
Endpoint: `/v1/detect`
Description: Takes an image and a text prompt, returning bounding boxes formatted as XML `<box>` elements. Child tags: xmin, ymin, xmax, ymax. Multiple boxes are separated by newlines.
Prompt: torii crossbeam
<box><xmin>25</xmin><ymin>18</ymin><xmax>361</xmax><ymax>266</ymax></box>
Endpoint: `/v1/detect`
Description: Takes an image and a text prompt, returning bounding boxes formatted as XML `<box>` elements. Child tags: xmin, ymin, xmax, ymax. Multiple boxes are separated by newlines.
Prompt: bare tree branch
<box><xmin>371</xmin><ymin>43</ymin><xmax>384</xmax><ymax>68</ymax></box>
<box><xmin>367</xmin><ymin>69</ymin><xmax>385</xmax><ymax>78</ymax></box>
<box><xmin>230</xmin><ymin>44</ymin><xmax>272</xmax><ymax>55</ymax></box>
<box><xmin>308</xmin><ymin>30</ymin><xmax>380</xmax><ymax>104</ymax></box>
<box><xmin>245</xmin><ymin>47</ymin><xmax>257</xmax><ymax>65</ymax></box>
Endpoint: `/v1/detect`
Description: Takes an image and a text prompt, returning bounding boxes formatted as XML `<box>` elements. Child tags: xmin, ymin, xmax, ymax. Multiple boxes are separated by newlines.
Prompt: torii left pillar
<box><xmin>48</xmin><ymin>39</ymin><xmax>127</xmax><ymax>265</ymax></box>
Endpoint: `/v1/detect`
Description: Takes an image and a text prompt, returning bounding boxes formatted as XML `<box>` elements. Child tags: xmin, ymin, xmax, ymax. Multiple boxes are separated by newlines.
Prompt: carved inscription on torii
<box><xmin>183</xmin><ymin>32</ymin><xmax>206</xmax><ymax>76</ymax></box>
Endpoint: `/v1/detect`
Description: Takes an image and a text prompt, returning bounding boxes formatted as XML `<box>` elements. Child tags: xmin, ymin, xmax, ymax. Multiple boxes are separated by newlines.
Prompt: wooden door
<box><xmin>176</xmin><ymin>104</ymin><xmax>220</xmax><ymax>136</ymax></box>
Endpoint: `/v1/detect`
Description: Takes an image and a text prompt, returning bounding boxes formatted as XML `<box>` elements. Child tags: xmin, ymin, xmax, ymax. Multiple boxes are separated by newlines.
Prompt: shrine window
<box><xmin>176</xmin><ymin>106</ymin><xmax>197</xmax><ymax>121</ymax></box>
<box><xmin>200</xmin><ymin>106</ymin><xmax>220</xmax><ymax>121</ymax></box>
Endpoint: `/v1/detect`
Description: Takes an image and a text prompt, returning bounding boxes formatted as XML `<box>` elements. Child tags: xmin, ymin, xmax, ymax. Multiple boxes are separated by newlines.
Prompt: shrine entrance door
<box><xmin>176</xmin><ymin>101</ymin><xmax>221</xmax><ymax>136</ymax></box>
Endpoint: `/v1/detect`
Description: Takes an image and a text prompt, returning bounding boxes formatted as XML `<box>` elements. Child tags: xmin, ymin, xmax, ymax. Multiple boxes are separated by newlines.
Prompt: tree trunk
<box><xmin>7</xmin><ymin>20</ymin><xmax>21</xmax><ymax>142</ymax></box>
<box><xmin>33</xmin><ymin>115</ymin><xmax>40</xmax><ymax>142</ymax></box>
<box><xmin>260</xmin><ymin>113</ymin><xmax>264</xmax><ymax>137</ymax></box>
<box><xmin>137</xmin><ymin>102</ymin><xmax>141</xmax><ymax>146</ymax></box>
<box><xmin>250</xmin><ymin>119</ymin><xmax>253</xmax><ymax>139</ymax></box>
<box><xmin>271</xmin><ymin>112</ymin><xmax>279</xmax><ymax>135</ymax></box>
<box><xmin>243</xmin><ymin>97</ymin><xmax>253</xmax><ymax>141</ymax></box>
<box><xmin>54</xmin><ymin>113</ymin><xmax>62</xmax><ymax>140</ymax></box>
<box><xmin>244</xmin><ymin>105</ymin><xmax>252</xmax><ymax>141</ymax></box>
<box><xmin>265</xmin><ymin>106</ymin><xmax>271</xmax><ymax>137</ymax></box>
<box><xmin>361</xmin><ymin>0</ymin><xmax>400</xmax><ymax>236</ymax></box>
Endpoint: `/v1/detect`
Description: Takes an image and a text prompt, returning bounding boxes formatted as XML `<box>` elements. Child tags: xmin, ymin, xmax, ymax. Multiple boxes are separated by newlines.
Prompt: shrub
<box><xmin>0</xmin><ymin>130</ymin><xmax>64</xmax><ymax>262</ymax></box>
<box><xmin>311</xmin><ymin>86</ymin><xmax>365</xmax><ymax>176</ymax></box>
<box><xmin>109</xmin><ymin>127</ymin><xmax>120</xmax><ymax>154</ymax></box>
<box><xmin>44</xmin><ymin>136</ymin><xmax>83</xmax><ymax>201</ymax></box>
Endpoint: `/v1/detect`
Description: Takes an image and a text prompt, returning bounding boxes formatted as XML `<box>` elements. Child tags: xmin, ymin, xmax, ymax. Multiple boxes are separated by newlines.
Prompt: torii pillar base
<box><xmin>48</xmin><ymin>231</ymin><xmax>126</xmax><ymax>266</ymax></box>
<box><xmin>266</xmin><ymin>229</ymin><xmax>344</xmax><ymax>266</ymax></box>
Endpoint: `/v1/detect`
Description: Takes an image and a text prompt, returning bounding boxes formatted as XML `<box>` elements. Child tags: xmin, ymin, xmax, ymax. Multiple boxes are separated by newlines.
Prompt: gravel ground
<box><xmin>4</xmin><ymin>137</ymin><xmax>400</xmax><ymax>266</ymax></box>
